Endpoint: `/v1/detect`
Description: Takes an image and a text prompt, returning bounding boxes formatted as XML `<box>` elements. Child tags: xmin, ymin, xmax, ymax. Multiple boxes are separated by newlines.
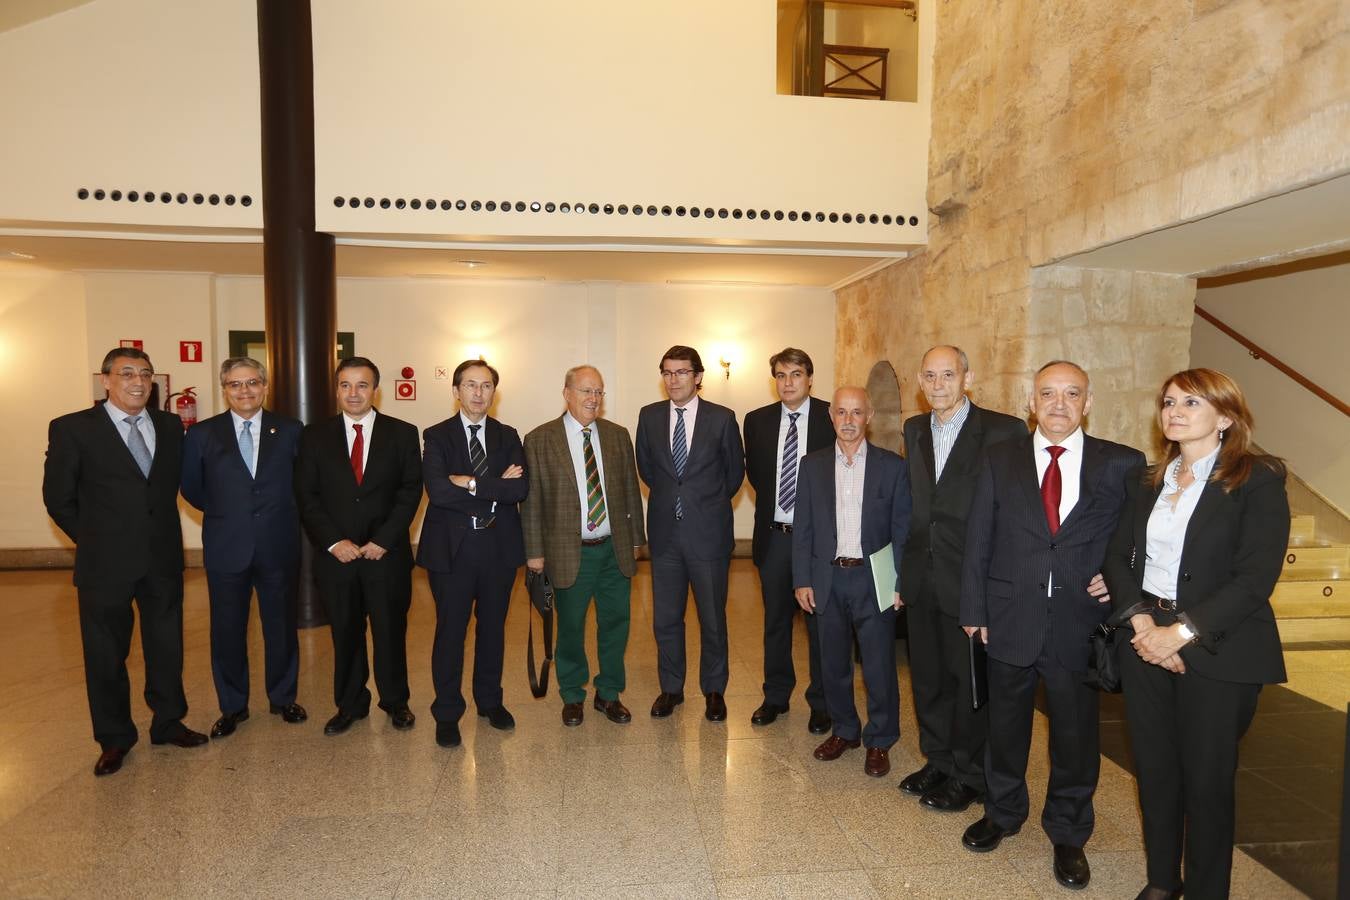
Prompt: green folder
<box><xmin>869</xmin><ymin>542</ymin><xmax>897</xmax><ymax>612</ymax></box>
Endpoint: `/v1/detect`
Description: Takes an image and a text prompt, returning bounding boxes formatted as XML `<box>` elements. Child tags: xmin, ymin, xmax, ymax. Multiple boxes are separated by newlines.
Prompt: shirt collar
<box><xmin>835</xmin><ymin>440</ymin><xmax>868</xmax><ymax>463</ymax></box>
<box><xmin>104</xmin><ymin>398</ymin><xmax>144</xmax><ymax>422</ymax></box>
<box><xmin>930</xmin><ymin>397</ymin><xmax>971</xmax><ymax>431</ymax></box>
<box><xmin>1165</xmin><ymin>445</ymin><xmax>1221</xmax><ymax>489</ymax></box>
<box><xmin>781</xmin><ymin>400</ymin><xmax>809</xmax><ymax>419</ymax></box>
<box><xmin>563</xmin><ymin>411</ymin><xmax>597</xmax><ymax>436</ymax></box>
<box><xmin>671</xmin><ymin>394</ymin><xmax>700</xmax><ymax>414</ymax></box>
<box><xmin>230</xmin><ymin>409</ymin><xmax>261</xmax><ymax>430</ymax></box>
<box><xmin>342</xmin><ymin>409</ymin><xmax>376</xmax><ymax>428</ymax></box>
<box><xmin>1034</xmin><ymin>426</ymin><xmax>1084</xmax><ymax>455</ymax></box>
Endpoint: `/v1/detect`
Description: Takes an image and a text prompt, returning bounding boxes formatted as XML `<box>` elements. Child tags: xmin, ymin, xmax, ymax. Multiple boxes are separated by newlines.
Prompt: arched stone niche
<box><xmin>865</xmin><ymin>360</ymin><xmax>903</xmax><ymax>453</ymax></box>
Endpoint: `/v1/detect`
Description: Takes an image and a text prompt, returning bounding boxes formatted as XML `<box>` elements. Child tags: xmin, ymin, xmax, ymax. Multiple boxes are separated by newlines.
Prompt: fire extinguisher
<box><xmin>166</xmin><ymin>387</ymin><xmax>197</xmax><ymax>430</ymax></box>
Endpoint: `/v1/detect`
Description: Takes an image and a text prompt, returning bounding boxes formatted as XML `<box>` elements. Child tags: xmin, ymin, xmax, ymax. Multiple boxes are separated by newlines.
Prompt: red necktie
<box><xmin>1041</xmin><ymin>445</ymin><xmax>1066</xmax><ymax>534</ymax></box>
<box><xmin>351</xmin><ymin>423</ymin><xmax>365</xmax><ymax>486</ymax></box>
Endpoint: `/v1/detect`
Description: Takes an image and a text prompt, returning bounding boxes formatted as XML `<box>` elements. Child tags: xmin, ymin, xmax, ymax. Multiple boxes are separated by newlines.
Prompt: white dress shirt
<box><xmin>1034</xmin><ymin>426</ymin><xmax>1084</xmax><ymax>596</ymax></box>
<box><xmin>231</xmin><ymin>409</ymin><xmax>262</xmax><ymax>475</ymax></box>
<box><xmin>667</xmin><ymin>393</ymin><xmax>700</xmax><ymax>455</ymax></box>
<box><xmin>773</xmin><ymin>402</ymin><xmax>811</xmax><ymax>524</ymax></box>
<box><xmin>342</xmin><ymin>408</ymin><xmax>376</xmax><ymax>471</ymax></box>
<box><xmin>564</xmin><ymin>412</ymin><xmax>612</xmax><ymax>539</ymax></box>
<box><xmin>833</xmin><ymin>440</ymin><xmax>868</xmax><ymax>558</ymax></box>
<box><xmin>104</xmin><ymin>398</ymin><xmax>157</xmax><ymax>456</ymax></box>
<box><xmin>1142</xmin><ymin>447</ymin><xmax>1220</xmax><ymax>600</ymax></box>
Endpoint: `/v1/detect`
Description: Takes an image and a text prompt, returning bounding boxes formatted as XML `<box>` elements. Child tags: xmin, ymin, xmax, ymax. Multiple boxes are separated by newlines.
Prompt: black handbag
<box><xmin>524</xmin><ymin>569</ymin><xmax>555</xmax><ymax>699</ymax></box>
<box><xmin>1084</xmin><ymin>620</ymin><xmax>1122</xmax><ymax>693</ymax></box>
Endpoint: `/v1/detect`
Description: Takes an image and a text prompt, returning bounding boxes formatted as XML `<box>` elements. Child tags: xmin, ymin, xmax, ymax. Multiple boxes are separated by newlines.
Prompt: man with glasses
<box><xmin>522</xmin><ymin>366</ymin><xmax>645</xmax><ymax>726</ymax></box>
<box><xmin>635</xmin><ymin>345</ymin><xmax>745</xmax><ymax>722</ymax></box>
<box><xmin>418</xmin><ymin>359</ymin><xmax>528</xmax><ymax>749</ymax></box>
<box><xmin>181</xmin><ymin>357</ymin><xmax>307</xmax><ymax>739</ymax></box>
<box><xmin>44</xmin><ymin>347</ymin><xmax>208</xmax><ymax>776</ymax></box>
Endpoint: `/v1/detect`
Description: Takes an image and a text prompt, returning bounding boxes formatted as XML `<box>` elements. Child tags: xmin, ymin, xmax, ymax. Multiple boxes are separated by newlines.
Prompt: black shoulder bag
<box><xmin>525</xmin><ymin>569</ymin><xmax>555</xmax><ymax>699</ymax></box>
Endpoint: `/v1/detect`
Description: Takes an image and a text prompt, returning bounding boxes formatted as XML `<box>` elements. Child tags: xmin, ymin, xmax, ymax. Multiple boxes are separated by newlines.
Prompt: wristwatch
<box><xmin>467</xmin><ymin>477</ymin><xmax>477</xmax><ymax>493</ymax></box>
<box><xmin>1177</xmin><ymin>622</ymin><xmax>1198</xmax><ymax>643</ymax></box>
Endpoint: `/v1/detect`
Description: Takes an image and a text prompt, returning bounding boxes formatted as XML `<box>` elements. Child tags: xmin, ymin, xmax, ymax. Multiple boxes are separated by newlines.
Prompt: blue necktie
<box><xmin>672</xmin><ymin>407</ymin><xmax>688</xmax><ymax>518</ymax></box>
<box><xmin>239</xmin><ymin>419</ymin><xmax>255</xmax><ymax>477</ymax></box>
<box><xmin>468</xmin><ymin>424</ymin><xmax>488</xmax><ymax>477</ymax></box>
<box><xmin>778</xmin><ymin>412</ymin><xmax>800</xmax><ymax>512</ymax></box>
<box><xmin>124</xmin><ymin>415</ymin><xmax>152</xmax><ymax>478</ymax></box>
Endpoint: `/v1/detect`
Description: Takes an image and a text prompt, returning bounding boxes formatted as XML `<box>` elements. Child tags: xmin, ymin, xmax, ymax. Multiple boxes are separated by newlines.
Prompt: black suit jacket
<box><xmin>635</xmin><ymin>397</ymin><xmax>745</xmax><ymax>561</ymax></box>
<box><xmin>900</xmin><ymin>403</ymin><xmax>1028</xmax><ymax>615</ymax></box>
<box><xmin>417</xmin><ymin>413</ymin><xmax>528</xmax><ymax>572</ymax></box>
<box><xmin>43</xmin><ymin>404</ymin><xmax>184</xmax><ymax>586</ymax></box>
<box><xmin>743</xmin><ymin>396</ymin><xmax>833</xmax><ymax>566</ymax></box>
<box><xmin>791</xmin><ymin>442</ymin><xmax>912</xmax><ymax>609</ymax></box>
<box><xmin>295</xmin><ymin>412</ymin><xmax>423</xmax><ymax>580</ymax></box>
<box><xmin>960</xmin><ymin>432</ymin><xmax>1144</xmax><ymax>670</ymax></box>
<box><xmin>181</xmin><ymin>410</ymin><xmax>302</xmax><ymax>573</ymax></box>
<box><xmin>1102</xmin><ymin>461</ymin><xmax>1289</xmax><ymax>684</ymax></box>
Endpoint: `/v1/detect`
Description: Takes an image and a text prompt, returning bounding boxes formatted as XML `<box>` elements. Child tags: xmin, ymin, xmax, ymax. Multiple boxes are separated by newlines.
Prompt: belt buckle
<box><xmin>472</xmin><ymin>515</ymin><xmax>496</xmax><ymax>530</ymax></box>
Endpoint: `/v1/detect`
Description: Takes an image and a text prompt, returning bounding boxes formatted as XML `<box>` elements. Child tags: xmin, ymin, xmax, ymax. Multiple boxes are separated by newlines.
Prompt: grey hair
<box><xmin>220</xmin><ymin>356</ymin><xmax>268</xmax><ymax>385</ymax></box>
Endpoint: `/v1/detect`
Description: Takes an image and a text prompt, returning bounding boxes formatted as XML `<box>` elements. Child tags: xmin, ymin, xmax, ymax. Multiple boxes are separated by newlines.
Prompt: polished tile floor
<box><xmin>0</xmin><ymin>562</ymin><xmax>1334</xmax><ymax>898</ymax></box>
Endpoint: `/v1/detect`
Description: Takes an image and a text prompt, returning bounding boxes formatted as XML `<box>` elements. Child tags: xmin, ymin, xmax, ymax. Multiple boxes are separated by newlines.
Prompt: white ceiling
<box><xmin>0</xmin><ymin>232</ymin><xmax>903</xmax><ymax>288</ymax></box>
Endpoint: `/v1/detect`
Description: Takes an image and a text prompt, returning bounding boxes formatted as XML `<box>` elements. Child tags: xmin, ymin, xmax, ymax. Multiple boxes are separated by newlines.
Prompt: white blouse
<box><xmin>1141</xmin><ymin>446</ymin><xmax>1220</xmax><ymax>600</ymax></box>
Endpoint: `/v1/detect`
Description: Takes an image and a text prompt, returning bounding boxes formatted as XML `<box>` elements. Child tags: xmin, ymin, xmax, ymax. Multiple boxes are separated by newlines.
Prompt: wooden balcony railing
<box><xmin>1195</xmin><ymin>305</ymin><xmax>1350</xmax><ymax>417</ymax></box>
<box><xmin>822</xmin><ymin>44</ymin><xmax>889</xmax><ymax>100</ymax></box>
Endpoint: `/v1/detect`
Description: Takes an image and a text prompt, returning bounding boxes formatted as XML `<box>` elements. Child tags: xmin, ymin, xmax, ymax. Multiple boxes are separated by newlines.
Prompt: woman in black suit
<box><xmin>1103</xmin><ymin>368</ymin><xmax>1288</xmax><ymax>900</ymax></box>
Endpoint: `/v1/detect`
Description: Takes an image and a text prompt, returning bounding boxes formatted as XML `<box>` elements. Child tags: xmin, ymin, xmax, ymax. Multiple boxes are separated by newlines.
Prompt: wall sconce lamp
<box><xmin>719</xmin><ymin>357</ymin><xmax>732</xmax><ymax>380</ymax></box>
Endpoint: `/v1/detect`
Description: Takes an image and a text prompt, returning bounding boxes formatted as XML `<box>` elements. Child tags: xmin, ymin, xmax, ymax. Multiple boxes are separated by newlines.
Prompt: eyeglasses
<box><xmin>660</xmin><ymin>369</ymin><xmax>695</xmax><ymax>379</ymax></box>
<box><xmin>225</xmin><ymin>379</ymin><xmax>265</xmax><ymax>391</ymax></box>
<box><xmin>570</xmin><ymin>388</ymin><xmax>606</xmax><ymax>398</ymax></box>
<box><xmin>111</xmin><ymin>367</ymin><xmax>153</xmax><ymax>380</ymax></box>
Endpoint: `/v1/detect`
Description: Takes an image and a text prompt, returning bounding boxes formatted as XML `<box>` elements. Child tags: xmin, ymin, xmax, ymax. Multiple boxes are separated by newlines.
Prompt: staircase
<box><xmin>1272</xmin><ymin>512</ymin><xmax>1350</xmax><ymax>642</ymax></box>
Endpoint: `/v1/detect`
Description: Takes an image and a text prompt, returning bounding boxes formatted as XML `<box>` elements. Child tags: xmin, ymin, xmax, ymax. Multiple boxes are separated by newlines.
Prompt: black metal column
<box><xmin>258</xmin><ymin>0</ymin><xmax>334</xmax><ymax>628</ymax></box>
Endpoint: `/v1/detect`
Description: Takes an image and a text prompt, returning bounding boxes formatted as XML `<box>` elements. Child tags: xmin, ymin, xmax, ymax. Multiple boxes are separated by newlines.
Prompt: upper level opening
<box><xmin>777</xmin><ymin>0</ymin><xmax>919</xmax><ymax>103</ymax></box>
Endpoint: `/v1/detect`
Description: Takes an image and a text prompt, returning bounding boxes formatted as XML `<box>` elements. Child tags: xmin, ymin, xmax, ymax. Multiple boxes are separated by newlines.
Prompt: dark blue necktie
<box><xmin>672</xmin><ymin>407</ymin><xmax>687</xmax><ymax>518</ymax></box>
<box><xmin>777</xmin><ymin>412</ymin><xmax>800</xmax><ymax>512</ymax></box>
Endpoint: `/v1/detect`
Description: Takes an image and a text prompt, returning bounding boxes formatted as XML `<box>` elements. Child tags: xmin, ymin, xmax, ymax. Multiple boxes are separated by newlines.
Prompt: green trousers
<box><xmin>556</xmin><ymin>541</ymin><xmax>631</xmax><ymax>704</ymax></box>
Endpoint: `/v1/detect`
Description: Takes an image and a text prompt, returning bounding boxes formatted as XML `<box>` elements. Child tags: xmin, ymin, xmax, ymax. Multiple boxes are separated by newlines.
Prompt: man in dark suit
<box><xmin>635</xmin><ymin>345</ymin><xmax>745</xmax><ymax>722</ymax></box>
<box><xmin>522</xmin><ymin>365</ymin><xmax>645</xmax><ymax>727</ymax></box>
<box><xmin>43</xmin><ymin>347</ymin><xmax>208</xmax><ymax>776</ymax></box>
<box><xmin>959</xmin><ymin>360</ymin><xmax>1144</xmax><ymax>890</ymax></box>
<box><xmin>898</xmin><ymin>346</ymin><xmax>1027</xmax><ymax>811</ymax></box>
<box><xmin>295</xmin><ymin>357</ymin><xmax>422</xmax><ymax>737</ymax></box>
<box><xmin>793</xmin><ymin>385</ymin><xmax>911</xmax><ymax>778</ymax></box>
<box><xmin>181</xmin><ymin>357</ymin><xmax>306</xmax><ymax>738</ymax></box>
<box><xmin>418</xmin><ymin>359</ymin><xmax>528</xmax><ymax>749</ymax></box>
<box><xmin>743</xmin><ymin>347</ymin><xmax>833</xmax><ymax>733</ymax></box>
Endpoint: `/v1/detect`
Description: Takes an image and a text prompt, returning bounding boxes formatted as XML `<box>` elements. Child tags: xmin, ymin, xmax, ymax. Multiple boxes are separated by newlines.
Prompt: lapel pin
<box><xmin>269</xmin><ymin>427</ymin><xmax>277</xmax><ymax>434</ymax></box>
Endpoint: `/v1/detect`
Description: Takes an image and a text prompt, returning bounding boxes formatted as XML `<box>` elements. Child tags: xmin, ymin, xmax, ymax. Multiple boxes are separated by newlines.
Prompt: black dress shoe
<box><xmin>898</xmin><ymin>762</ymin><xmax>948</xmax><ymax>796</ymax></box>
<box><xmin>920</xmin><ymin>779</ymin><xmax>982</xmax><ymax>812</ymax></box>
<box><xmin>323</xmin><ymin>709</ymin><xmax>368</xmax><ymax>736</ymax></box>
<box><xmin>704</xmin><ymin>692</ymin><xmax>727</xmax><ymax>722</ymax></box>
<box><xmin>478</xmin><ymin>706</ymin><xmax>515</xmax><ymax>730</ymax></box>
<box><xmin>94</xmin><ymin>747</ymin><xmax>128</xmax><ymax>777</ymax></box>
<box><xmin>151</xmin><ymin>727</ymin><xmax>209</xmax><ymax>748</ymax></box>
<box><xmin>210</xmin><ymin>709</ymin><xmax>249</xmax><ymax>739</ymax></box>
<box><xmin>961</xmin><ymin>816</ymin><xmax>1019</xmax><ymax>852</ymax></box>
<box><xmin>750</xmin><ymin>701</ymin><xmax>787</xmax><ymax>726</ymax></box>
<box><xmin>593</xmin><ymin>697</ymin><xmax>631</xmax><ymax>724</ymax></box>
<box><xmin>650</xmin><ymin>692</ymin><xmax>684</xmax><ymax>718</ymax></box>
<box><xmin>436</xmin><ymin>721</ymin><xmax>462</xmax><ymax>747</ymax></box>
<box><xmin>562</xmin><ymin>702</ymin><xmax>584</xmax><ymax>727</ymax></box>
<box><xmin>269</xmin><ymin>703</ymin><xmax>308</xmax><ymax>723</ymax></box>
<box><xmin>388</xmin><ymin>705</ymin><xmax>416</xmax><ymax>730</ymax></box>
<box><xmin>1053</xmin><ymin>844</ymin><xmax>1090</xmax><ymax>889</ymax></box>
<box><xmin>1134</xmin><ymin>886</ymin><xmax>1181</xmax><ymax>900</ymax></box>
<box><xmin>807</xmin><ymin>709</ymin><xmax>832</xmax><ymax>735</ymax></box>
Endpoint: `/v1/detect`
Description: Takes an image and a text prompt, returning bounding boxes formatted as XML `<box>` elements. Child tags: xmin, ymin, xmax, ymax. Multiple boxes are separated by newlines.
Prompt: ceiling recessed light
<box><xmin>456</xmin><ymin>259</ymin><xmax>487</xmax><ymax>269</ymax></box>
<box><xmin>6</xmin><ymin>250</ymin><xmax>36</xmax><ymax>260</ymax></box>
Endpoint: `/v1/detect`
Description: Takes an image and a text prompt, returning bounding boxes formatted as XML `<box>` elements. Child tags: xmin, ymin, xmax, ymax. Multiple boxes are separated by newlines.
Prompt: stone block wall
<box><xmin>837</xmin><ymin>0</ymin><xmax>1350</xmax><ymax>450</ymax></box>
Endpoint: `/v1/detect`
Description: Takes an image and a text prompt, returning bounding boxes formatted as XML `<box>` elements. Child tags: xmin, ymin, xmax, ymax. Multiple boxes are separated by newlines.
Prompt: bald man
<box><xmin>792</xmin><ymin>386</ymin><xmax>911</xmax><ymax>779</ymax></box>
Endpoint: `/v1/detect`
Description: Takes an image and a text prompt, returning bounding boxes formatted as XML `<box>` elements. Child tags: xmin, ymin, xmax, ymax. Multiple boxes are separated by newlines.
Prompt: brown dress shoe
<box><xmin>813</xmin><ymin>734</ymin><xmax>861</xmax><ymax>760</ymax></box>
<box><xmin>593</xmin><ymin>697</ymin><xmax>632</xmax><ymax>724</ymax></box>
<box><xmin>94</xmin><ymin>747</ymin><xmax>128</xmax><ymax>777</ymax></box>
<box><xmin>562</xmin><ymin>702</ymin><xmax>584</xmax><ymax>727</ymax></box>
<box><xmin>864</xmin><ymin>747</ymin><xmax>890</xmax><ymax>777</ymax></box>
<box><xmin>650</xmin><ymin>692</ymin><xmax>685</xmax><ymax>718</ymax></box>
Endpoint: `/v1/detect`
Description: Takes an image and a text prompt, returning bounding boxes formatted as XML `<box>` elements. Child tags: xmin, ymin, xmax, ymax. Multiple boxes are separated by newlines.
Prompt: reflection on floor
<box><xmin>0</xmin><ymin>562</ymin><xmax>1335</xmax><ymax>898</ymax></box>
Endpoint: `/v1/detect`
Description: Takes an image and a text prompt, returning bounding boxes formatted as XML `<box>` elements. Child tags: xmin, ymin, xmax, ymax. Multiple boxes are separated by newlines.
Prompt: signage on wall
<box><xmin>394</xmin><ymin>379</ymin><xmax>416</xmax><ymax>400</ymax></box>
<box><xmin>434</xmin><ymin>366</ymin><xmax>449</xmax><ymax>381</ymax></box>
<box><xmin>120</xmin><ymin>339</ymin><xmax>143</xmax><ymax>349</ymax></box>
<box><xmin>179</xmin><ymin>341</ymin><xmax>203</xmax><ymax>363</ymax></box>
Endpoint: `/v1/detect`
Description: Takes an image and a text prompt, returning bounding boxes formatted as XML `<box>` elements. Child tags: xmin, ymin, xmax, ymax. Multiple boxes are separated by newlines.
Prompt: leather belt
<box><xmin>470</xmin><ymin>515</ymin><xmax>497</xmax><ymax>530</ymax></box>
<box><xmin>769</xmin><ymin>522</ymin><xmax>793</xmax><ymax>534</ymax></box>
<box><xmin>581</xmin><ymin>536</ymin><xmax>610</xmax><ymax>547</ymax></box>
<box><xmin>1141</xmin><ymin>590</ymin><xmax>1177</xmax><ymax>613</ymax></box>
<box><xmin>831</xmin><ymin>556</ymin><xmax>865</xmax><ymax>568</ymax></box>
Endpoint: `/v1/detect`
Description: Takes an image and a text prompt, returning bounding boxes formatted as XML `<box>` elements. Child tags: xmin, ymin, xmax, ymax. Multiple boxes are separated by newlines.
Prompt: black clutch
<box><xmin>1084</xmin><ymin>621</ymin><xmax>1122</xmax><ymax>693</ymax></box>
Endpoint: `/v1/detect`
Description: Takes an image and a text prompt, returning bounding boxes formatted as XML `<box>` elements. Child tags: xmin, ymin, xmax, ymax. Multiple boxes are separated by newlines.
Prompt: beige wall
<box><xmin>1193</xmin><ymin>258</ymin><xmax>1350</xmax><ymax>511</ymax></box>
<box><xmin>837</xmin><ymin>0</ymin><xmax>1350</xmax><ymax>450</ymax></box>
<box><xmin>9</xmin><ymin>270</ymin><xmax>836</xmax><ymax>551</ymax></box>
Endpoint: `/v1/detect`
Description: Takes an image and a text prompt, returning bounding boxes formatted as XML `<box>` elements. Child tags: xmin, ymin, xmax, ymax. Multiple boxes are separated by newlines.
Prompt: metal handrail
<box><xmin>1194</xmin><ymin>305</ymin><xmax>1349</xmax><ymax>417</ymax></box>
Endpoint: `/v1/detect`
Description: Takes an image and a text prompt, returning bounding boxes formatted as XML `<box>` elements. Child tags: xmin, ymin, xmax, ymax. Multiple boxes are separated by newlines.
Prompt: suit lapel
<box><xmin>1014</xmin><ymin>435</ymin><xmax>1048</xmax><ymax>536</ymax></box>
<box><xmin>1180</xmin><ymin>477</ymin><xmax>1227</xmax><ymax>557</ymax></box>
<box><xmin>1058</xmin><ymin>435</ymin><xmax>1103</xmax><ymax>534</ymax></box>
<box><xmin>97</xmin><ymin>404</ymin><xmax>147</xmax><ymax>480</ymax></box>
<box><xmin>915</xmin><ymin>421</ymin><xmax>936</xmax><ymax>487</ymax></box>
<box><xmin>253</xmin><ymin>411</ymin><xmax>275</xmax><ymax>478</ymax></box>
<box><xmin>938</xmin><ymin>404</ymin><xmax>983</xmax><ymax>486</ymax></box>
<box><xmin>217</xmin><ymin>412</ymin><xmax>252</xmax><ymax>479</ymax></box>
<box><xmin>330</xmin><ymin>415</ymin><xmax>359</xmax><ymax>488</ymax></box>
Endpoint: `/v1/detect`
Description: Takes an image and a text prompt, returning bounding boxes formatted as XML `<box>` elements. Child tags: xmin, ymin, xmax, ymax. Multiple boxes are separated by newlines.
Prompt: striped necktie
<box><xmin>672</xmin><ymin>407</ymin><xmax>688</xmax><ymax>518</ymax></box>
<box><xmin>777</xmin><ymin>412</ymin><xmax>800</xmax><ymax>512</ymax></box>
<box><xmin>469</xmin><ymin>423</ymin><xmax>488</xmax><ymax>477</ymax></box>
<box><xmin>124</xmin><ymin>415</ymin><xmax>152</xmax><ymax>478</ymax></box>
<box><xmin>239</xmin><ymin>419</ymin><xmax>255</xmax><ymax>477</ymax></box>
<box><xmin>582</xmin><ymin>427</ymin><xmax>607</xmax><ymax>531</ymax></box>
